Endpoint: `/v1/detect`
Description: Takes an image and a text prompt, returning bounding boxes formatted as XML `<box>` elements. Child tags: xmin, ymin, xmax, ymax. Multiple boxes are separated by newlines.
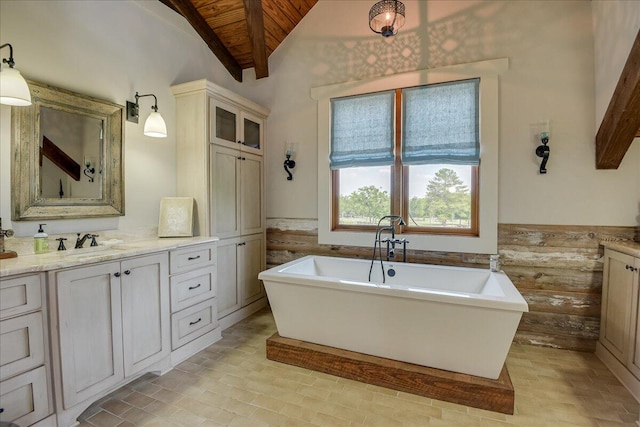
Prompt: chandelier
<box><xmin>369</xmin><ymin>0</ymin><xmax>406</xmax><ymax>38</ymax></box>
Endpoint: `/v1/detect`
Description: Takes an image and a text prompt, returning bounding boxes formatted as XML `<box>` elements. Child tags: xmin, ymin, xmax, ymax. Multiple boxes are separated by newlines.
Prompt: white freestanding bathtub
<box><xmin>259</xmin><ymin>255</ymin><xmax>528</xmax><ymax>379</ymax></box>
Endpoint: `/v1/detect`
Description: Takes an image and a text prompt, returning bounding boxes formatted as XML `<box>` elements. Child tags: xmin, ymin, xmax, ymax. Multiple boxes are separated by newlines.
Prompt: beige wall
<box><xmin>254</xmin><ymin>0</ymin><xmax>639</xmax><ymax>226</ymax></box>
<box><xmin>0</xmin><ymin>0</ymin><xmax>249</xmax><ymax>236</ymax></box>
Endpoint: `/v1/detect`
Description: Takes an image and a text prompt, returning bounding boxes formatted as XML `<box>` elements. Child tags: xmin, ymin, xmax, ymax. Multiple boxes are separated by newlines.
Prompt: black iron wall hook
<box><xmin>284</xmin><ymin>154</ymin><xmax>296</xmax><ymax>180</ymax></box>
<box><xmin>535</xmin><ymin>131</ymin><xmax>550</xmax><ymax>174</ymax></box>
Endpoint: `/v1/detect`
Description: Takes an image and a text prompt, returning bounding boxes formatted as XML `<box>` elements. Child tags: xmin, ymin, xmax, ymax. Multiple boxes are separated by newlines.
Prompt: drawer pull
<box><xmin>189</xmin><ymin>318</ymin><xmax>202</xmax><ymax>326</ymax></box>
<box><xmin>188</xmin><ymin>283</ymin><xmax>201</xmax><ymax>291</ymax></box>
<box><xmin>188</xmin><ymin>255</ymin><xmax>201</xmax><ymax>261</ymax></box>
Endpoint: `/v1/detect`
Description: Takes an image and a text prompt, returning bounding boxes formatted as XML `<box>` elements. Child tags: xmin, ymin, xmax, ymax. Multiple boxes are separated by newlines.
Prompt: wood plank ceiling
<box><xmin>160</xmin><ymin>0</ymin><xmax>318</xmax><ymax>82</ymax></box>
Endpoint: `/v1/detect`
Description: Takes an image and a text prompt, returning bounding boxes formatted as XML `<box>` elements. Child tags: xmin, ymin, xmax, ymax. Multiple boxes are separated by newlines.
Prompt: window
<box><xmin>330</xmin><ymin>79</ymin><xmax>480</xmax><ymax>236</ymax></box>
<box><xmin>312</xmin><ymin>59</ymin><xmax>505</xmax><ymax>254</ymax></box>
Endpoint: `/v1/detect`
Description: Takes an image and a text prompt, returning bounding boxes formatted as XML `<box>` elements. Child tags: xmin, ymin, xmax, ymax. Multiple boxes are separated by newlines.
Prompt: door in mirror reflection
<box><xmin>39</xmin><ymin>106</ymin><xmax>103</xmax><ymax>199</ymax></box>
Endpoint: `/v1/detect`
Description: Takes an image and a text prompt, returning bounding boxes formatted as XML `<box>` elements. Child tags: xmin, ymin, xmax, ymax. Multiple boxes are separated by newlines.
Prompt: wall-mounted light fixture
<box><xmin>126</xmin><ymin>92</ymin><xmax>167</xmax><ymax>138</ymax></box>
<box><xmin>535</xmin><ymin>131</ymin><xmax>550</xmax><ymax>174</ymax></box>
<box><xmin>0</xmin><ymin>43</ymin><xmax>32</xmax><ymax>106</ymax></box>
<box><xmin>284</xmin><ymin>142</ymin><xmax>297</xmax><ymax>181</ymax></box>
<box><xmin>369</xmin><ymin>0</ymin><xmax>406</xmax><ymax>38</ymax></box>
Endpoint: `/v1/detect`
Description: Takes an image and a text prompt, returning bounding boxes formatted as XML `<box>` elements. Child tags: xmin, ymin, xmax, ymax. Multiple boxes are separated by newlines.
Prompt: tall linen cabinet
<box><xmin>172</xmin><ymin>79</ymin><xmax>269</xmax><ymax>329</ymax></box>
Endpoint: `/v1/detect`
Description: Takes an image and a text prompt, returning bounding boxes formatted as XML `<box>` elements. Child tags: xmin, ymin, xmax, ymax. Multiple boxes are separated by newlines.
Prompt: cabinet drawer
<box><xmin>0</xmin><ymin>312</ymin><xmax>45</xmax><ymax>381</ymax></box>
<box><xmin>171</xmin><ymin>298</ymin><xmax>217</xmax><ymax>350</ymax></box>
<box><xmin>0</xmin><ymin>274</ymin><xmax>42</xmax><ymax>320</ymax></box>
<box><xmin>170</xmin><ymin>244</ymin><xmax>216</xmax><ymax>274</ymax></box>
<box><xmin>170</xmin><ymin>267</ymin><xmax>216</xmax><ymax>313</ymax></box>
<box><xmin>0</xmin><ymin>365</ymin><xmax>50</xmax><ymax>426</ymax></box>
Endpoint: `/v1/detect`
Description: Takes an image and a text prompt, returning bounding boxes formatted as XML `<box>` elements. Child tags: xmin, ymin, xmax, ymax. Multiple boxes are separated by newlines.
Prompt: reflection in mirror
<box><xmin>11</xmin><ymin>80</ymin><xmax>124</xmax><ymax>220</ymax></box>
<box><xmin>39</xmin><ymin>107</ymin><xmax>103</xmax><ymax>199</ymax></box>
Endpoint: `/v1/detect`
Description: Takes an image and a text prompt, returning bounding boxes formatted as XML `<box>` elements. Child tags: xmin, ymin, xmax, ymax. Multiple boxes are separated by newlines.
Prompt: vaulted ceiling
<box><xmin>159</xmin><ymin>0</ymin><xmax>318</xmax><ymax>82</ymax></box>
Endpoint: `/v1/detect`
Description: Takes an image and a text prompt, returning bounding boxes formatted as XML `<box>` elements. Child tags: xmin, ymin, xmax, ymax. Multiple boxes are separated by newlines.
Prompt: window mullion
<box><xmin>393</xmin><ymin>88</ymin><xmax>403</xmax><ymax>221</ymax></box>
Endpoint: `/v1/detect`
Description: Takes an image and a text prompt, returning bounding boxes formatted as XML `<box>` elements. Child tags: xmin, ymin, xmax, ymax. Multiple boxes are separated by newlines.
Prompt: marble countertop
<box><xmin>601</xmin><ymin>240</ymin><xmax>640</xmax><ymax>258</ymax></box>
<box><xmin>0</xmin><ymin>234</ymin><xmax>218</xmax><ymax>278</ymax></box>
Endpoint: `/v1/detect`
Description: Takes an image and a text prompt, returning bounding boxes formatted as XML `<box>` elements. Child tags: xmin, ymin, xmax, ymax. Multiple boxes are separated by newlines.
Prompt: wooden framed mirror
<box><xmin>11</xmin><ymin>80</ymin><xmax>124</xmax><ymax>220</ymax></box>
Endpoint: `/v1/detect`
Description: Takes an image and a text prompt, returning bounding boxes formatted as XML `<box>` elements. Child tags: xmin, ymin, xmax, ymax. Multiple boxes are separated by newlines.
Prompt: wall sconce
<box><xmin>284</xmin><ymin>142</ymin><xmax>297</xmax><ymax>181</ymax></box>
<box><xmin>126</xmin><ymin>92</ymin><xmax>167</xmax><ymax>138</ymax></box>
<box><xmin>369</xmin><ymin>0</ymin><xmax>406</xmax><ymax>38</ymax></box>
<box><xmin>84</xmin><ymin>160</ymin><xmax>96</xmax><ymax>182</ymax></box>
<box><xmin>0</xmin><ymin>43</ymin><xmax>32</xmax><ymax>106</ymax></box>
<box><xmin>535</xmin><ymin>131</ymin><xmax>550</xmax><ymax>174</ymax></box>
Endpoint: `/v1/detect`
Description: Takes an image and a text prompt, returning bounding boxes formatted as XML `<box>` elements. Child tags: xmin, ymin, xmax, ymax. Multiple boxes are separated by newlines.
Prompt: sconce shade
<box><xmin>144</xmin><ymin>111</ymin><xmax>167</xmax><ymax>138</ymax></box>
<box><xmin>369</xmin><ymin>0</ymin><xmax>405</xmax><ymax>38</ymax></box>
<box><xmin>0</xmin><ymin>67</ymin><xmax>31</xmax><ymax>106</ymax></box>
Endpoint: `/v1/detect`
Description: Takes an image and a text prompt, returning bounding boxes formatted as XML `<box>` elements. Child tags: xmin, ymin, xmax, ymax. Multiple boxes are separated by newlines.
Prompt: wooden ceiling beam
<box><xmin>596</xmin><ymin>29</ymin><xmax>640</xmax><ymax>169</ymax></box>
<box><xmin>242</xmin><ymin>0</ymin><xmax>269</xmax><ymax>79</ymax></box>
<box><xmin>161</xmin><ymin>0</ymin><xmax>243</xmax><ymax>82</ymax></box>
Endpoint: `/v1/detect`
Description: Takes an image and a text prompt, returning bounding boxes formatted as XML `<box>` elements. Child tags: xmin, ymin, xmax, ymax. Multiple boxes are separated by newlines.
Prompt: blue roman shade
<box><xmin>402</xmin><ymin>78</ymin><xmax>480</xmax><ymax>166</ymax></box>
<box><xmin>330</xmin><ymin>91</ymin><xmax>395</xmax><ymax>169</ymax></box>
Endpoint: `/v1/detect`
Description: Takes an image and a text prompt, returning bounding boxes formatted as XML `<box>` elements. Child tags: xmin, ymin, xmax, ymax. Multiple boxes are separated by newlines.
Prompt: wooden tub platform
<box><xmin>266</xmin><ymin>333</ymin><xmax>515</xmax><ymax>414</ymax></box>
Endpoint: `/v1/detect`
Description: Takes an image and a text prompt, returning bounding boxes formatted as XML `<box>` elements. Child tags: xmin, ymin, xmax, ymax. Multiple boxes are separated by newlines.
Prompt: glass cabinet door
<box><xmin>216</xmin><ymin>106</ymin><xmax>237</xmax><ymax>143</ymax></box>
<box><xmin>240</xmin><ymin>111</ymin><xmax>263</xmax><ymax>155</ymax></box>
<box><xmin>210</xmin><ymin>97</ymin><xmax>264</xmax><ymax>155</ymax></box>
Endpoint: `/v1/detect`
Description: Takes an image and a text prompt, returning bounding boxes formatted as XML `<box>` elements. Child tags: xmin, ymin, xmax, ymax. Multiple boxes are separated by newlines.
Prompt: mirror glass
<box><xmin>12</xmin><ymin>80</ymin><xmax>124</xmax><ymax>220</ymax></box>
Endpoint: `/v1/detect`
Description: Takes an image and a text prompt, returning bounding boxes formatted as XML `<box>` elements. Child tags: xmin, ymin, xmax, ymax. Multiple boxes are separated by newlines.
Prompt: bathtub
<box><xmin>259</xmin><ymin>255</ymin><xmax>528</xmax><ymax>379</ymax></box>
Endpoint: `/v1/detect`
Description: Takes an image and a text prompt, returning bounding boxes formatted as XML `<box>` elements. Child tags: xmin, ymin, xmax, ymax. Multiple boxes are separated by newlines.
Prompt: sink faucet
<box><xmin>368</xmin><ymin>215</ymin><xmax>408</xmax><ymax>282</ymax></box>
<box><xmin>75</xmin><ymin>233</ymin><xmax>98</xmax><ymax>249</ymax></box>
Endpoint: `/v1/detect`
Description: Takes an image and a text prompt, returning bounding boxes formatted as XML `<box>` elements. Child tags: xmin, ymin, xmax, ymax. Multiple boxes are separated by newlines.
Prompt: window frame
<box><xmin>312</xmin><ymin>58</ymin><xmax>508</xmax><ymax>254</ymax></box>
<box><xmin>330</xmin><ymin>87</ymin><xmax>480</xmax><ymax>237</ymax></box>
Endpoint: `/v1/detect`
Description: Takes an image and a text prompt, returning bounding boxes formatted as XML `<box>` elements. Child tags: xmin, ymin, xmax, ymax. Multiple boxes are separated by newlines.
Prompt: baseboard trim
<box><xmin>218</xmin><ymin>297</ymin><xmax>268</xmax><ymax>331</ymax></box>
<box><xmin>596</xmin><ymin>342</ymin><xmax>640</xmax><ymax>402</ymax></box>
<box><xmin>170</xmin><ymin>327</ymin><xmax>223</xmax><ymax>365</ymax></box>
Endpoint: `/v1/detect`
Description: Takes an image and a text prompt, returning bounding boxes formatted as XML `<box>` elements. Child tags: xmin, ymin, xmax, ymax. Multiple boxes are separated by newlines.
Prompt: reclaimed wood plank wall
<box><xmin>266</xmin><ymin>221</ymin><xmax>639</xmax><ymax>352</ymax></box>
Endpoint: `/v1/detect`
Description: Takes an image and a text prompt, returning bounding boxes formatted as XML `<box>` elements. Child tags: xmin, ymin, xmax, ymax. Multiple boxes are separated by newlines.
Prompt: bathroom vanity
<box><xmin>597</xmin><ymin>241</ymin><xmax>640</xmax><ymax>412</ymax></box>
<box><xmin>0</xmin><ymin>236</ymin><xmax>219</xmax><ymax>427</ymax></box>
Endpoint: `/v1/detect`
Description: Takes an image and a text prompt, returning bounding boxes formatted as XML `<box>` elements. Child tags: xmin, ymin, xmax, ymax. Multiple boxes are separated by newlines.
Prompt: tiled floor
<box><xmin>78</xmin><ymin>308</ymin><xmax>639</xmax><ymax>427</ymax></box>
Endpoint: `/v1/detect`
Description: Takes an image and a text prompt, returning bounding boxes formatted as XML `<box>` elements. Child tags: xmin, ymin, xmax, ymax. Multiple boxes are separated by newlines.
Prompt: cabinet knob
<box><xmin>237</xmin><ymin>140</ymin><xmax>242</xmax><ymax>144</ymax></box>
<box><xmin>124</xmin><ymin>270</ymin><xmax>131</xmax><ymax>275</ymax></box>
<box><xmin>114</xmin><ymin>272</ymin><xmax>121</xmax><ymax>277</ymax></box>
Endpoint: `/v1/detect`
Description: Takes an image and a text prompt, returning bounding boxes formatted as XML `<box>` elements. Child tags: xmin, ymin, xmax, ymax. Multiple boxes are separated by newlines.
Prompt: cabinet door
<box><xmin>217</xmin><ymin>238</ymin><xmax>241</xmax><ymax>319</ymax></box>
<box><xmin>210</xmin><ymin>98</ymin><xmax>240</xmax><ymax>149</ymax></box>
<box><xmin>239</xmin><ymin>234</ymin><xmax>265</xmax><ymax>307</ymax></box>
<box><xmin>240</xmin><ymin>153</ymin><xmax>263</xmax><ymax>235</ymax></box>
<box><xmin>121</xmin><ymin>253</ymin><xmax>170</xmax><ymax>377</ymax></box>
<box><xmin>55</xmin><ymin>262</ymin><xmax>124</xmax><ymax>408</ymax></box>
<box><xmin>600</xmin><ymin>249</ymin><xmax>636</xmax><ymax>363</ymax></box>
<box><xmin>211</xmin><ymin>145</ymin><xmax>241</xmax><ymax>239</ymax></box>
<box><xmin>240</xmin><ymin>111</ymin><xmax>263</xmax><ymax>155</ymax></box>
<box><xmin>629</xmin><ymin>258</ymin><xmax>640</xmax><ymax>379</ymax></box>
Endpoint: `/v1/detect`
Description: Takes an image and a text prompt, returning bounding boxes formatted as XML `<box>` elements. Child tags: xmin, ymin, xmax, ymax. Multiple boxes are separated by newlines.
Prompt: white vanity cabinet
<box><xmin>216</xmin><ymin>234</ymin><xmax>265</xmax><ymax>320</ymax></box>
<box><xmin>49</xmin><ymin>252</ymin><xmax>170</xmax><ymax>424</ymax></box>
<box><xmin>169</xmin><ymin>243</ymin><xmax>221</xmax><ymax>364</ymax></box>
<box><xmin>596</xmin><ymin>246</ymin><xmax>640</xmax><ymax>401</ymax></box>
<box><xmin>172</xmin><ymin>79</ymin><xmax>269</xmax><ymax>330</ymax></box>
<box><xmin>210</xmin><ymin>144</ymin><xmax>264</xmax><ymax>239</ymax></box>
<box><xmin>0</xmin><ymin>273</ymin><xmax>54</xmax><ymax>426</ymax></box>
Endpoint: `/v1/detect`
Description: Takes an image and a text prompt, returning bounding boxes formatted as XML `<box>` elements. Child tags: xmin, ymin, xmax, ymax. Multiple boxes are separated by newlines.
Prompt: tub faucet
<box><xmin>369</xmin><ymin>215</ymin><xmax>407</xmax><ymax>282</ymax></box>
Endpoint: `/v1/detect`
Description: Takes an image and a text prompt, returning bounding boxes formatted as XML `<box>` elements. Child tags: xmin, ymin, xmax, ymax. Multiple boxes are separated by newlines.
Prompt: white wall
<box><xmin>2</xmin><ymin>0</ymin><xmax>639</xmax><ymax>238</ymax></box>
<box><xmin>592</xmin><ymin>0</ymin><xmax>640</xmax><ymax>227</ymax></box>
<box><xmin>0</xmin><ymin>0</ymin><xmax>250</xmax><ymax>237</ymax></box>
<box><xmin>254</xmin><ymin>0</ymin><xmax>639</xmax><ymax>226</ymax></box>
